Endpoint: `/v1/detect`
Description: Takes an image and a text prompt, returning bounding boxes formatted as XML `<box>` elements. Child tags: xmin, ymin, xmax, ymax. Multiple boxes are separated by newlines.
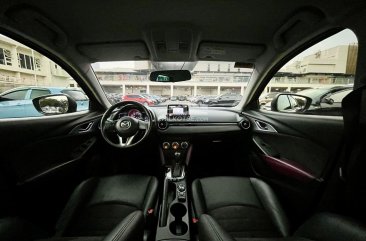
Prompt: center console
<box><xmin>156</xmin><ymin>128</ymin><xmax>192</xmax><ymax>240</ymax></box>
<box><xmin>156</xmin><ymin>168</ymin><xmax>190</xmax><ymax>241</ymax></box>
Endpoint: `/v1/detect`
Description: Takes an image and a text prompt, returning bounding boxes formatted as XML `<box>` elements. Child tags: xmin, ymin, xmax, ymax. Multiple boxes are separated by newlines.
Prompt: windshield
<box><xmin>91</xmin><ymin>61</ymin><xmax>253</xmax><ymax>107</ymax></box>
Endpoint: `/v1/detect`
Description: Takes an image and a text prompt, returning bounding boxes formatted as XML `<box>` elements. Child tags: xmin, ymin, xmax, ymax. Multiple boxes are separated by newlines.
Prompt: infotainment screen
<box><xmin>167</xmin><ymin>104</ymin><xmax>189</xmax><ymax>118</ymax></box>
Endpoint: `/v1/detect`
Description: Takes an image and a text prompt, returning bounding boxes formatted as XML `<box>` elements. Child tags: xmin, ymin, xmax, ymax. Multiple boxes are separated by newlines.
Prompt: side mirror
<box><xmin>32</xmin><ymin>94</ymin><xmax>77</xmax><ymax>115</ymax></box>
<box><xmin>271</xmin><ymin>94</ymin><xmax>312</xmax><ymax>112</ymax></box>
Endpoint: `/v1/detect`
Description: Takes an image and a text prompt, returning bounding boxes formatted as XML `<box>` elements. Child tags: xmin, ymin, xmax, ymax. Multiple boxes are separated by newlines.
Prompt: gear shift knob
<box><xmin>174</xmin><ymin>151</ymin><xmax>181</xmax><ymax>159</ymax></box>
<box><xmin>172</xmin><ymin>152</ymin><xmax>182</xmax><ymax>177</ymax></box>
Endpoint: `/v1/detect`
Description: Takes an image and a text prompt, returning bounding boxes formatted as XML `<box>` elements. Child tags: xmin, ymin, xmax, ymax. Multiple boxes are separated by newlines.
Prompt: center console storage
<box><xmin>156</xmin><ymin>157</ymin><xmax>191</xmax><ymax>240</ymax></box>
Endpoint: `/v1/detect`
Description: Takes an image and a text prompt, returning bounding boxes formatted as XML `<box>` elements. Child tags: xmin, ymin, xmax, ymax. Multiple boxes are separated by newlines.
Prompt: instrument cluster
<box><xmin>117</xmin><ymin>108</ymin><xmax>149</xmax><ymax>121</ymax></box>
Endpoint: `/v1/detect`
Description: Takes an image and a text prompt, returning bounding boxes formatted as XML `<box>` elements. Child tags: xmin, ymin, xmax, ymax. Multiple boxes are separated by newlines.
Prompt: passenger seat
<box><xmin>198</xmin><ymin>212</ymin><xmax>366</xmax><ymax>241</ymax></box>
<box><xmin>192</xmin><ymin>176</ymin><xmax>366</xmax><ymax>241</ymax></box>
<box><xmin>192</xmin><ymin>177</ymin><xmax>289</xmax><ymax>238</ymax></box>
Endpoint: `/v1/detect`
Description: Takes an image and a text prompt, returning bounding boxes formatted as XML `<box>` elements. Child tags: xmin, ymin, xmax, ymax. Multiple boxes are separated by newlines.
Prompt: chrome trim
<box><xmin>254</xmin><ymin>119</ymin><xmax>277</xmax><ymax>133</ymax></box>
<box><xmin>166</xmin><ymin>166</ymin><xmax>185</xmax><ymax>182</ymax></box>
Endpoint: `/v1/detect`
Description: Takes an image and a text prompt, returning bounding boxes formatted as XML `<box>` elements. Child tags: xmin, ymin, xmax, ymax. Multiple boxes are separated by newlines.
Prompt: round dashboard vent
<box><xmin>158</xmin><ymin>119</ymin><xmax>168</xmax><ymax>130</ymax></box>
<box><xmin>240</xmin><ymin>119</ymin><xmax>251</xmax><ymax>130</ymax></box>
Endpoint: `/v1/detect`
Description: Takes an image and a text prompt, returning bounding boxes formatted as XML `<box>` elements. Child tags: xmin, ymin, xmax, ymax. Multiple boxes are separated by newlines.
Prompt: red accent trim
<box><xmin>147</xmin><ymin>208</ymin><xmax>154</xmax><ymax>215</ymax></box>
<box><xmin>262</xmin><ymin>155</ymin><xmax>317</xmax><ymax>182</ymax></box>
<box><xmin>192</xmin><ymin>218</ymin><xmax>199</xmax><ymax>223</ymax></box>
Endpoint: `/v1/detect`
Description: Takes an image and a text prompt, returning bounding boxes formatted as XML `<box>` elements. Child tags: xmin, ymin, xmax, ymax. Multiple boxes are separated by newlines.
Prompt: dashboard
<box><xmin>111</xmin><ymin>103</ymin><xmax>252</xmax><ymax>134</ymax></box>
<box><xmin>150</xmin><ymin>105</ymin><xmax>251</xmax><ymax>134</ymax></box>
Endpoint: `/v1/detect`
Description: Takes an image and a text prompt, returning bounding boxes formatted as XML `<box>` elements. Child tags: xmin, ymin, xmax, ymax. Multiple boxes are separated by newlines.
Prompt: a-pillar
<box><xmin>217</xmin><ymin>86</ymin><xmax>221</xmax><ymax>95</ymax></box>
<box><xmin>241</xmin><ymin>86</ymin><xmax>245</xmax><ymax>95</ymax></box>
<box><xmin>146</xmin><ymin>84</ymin><xmax>150</xmax><ymax>94</ymax></box>
<box><xmin>170</xmin><ymin>84</ymin><xmax>174</xmax><ymax>97</ymax></box>
<box><xmin>122</xmin><ymin>84</ymin><xmax>126</xmax><ymax>95</ymax></box>
<box><xmin>194</xmin><ymin>85</ymin><xmax>197</xmax><ymax>96</ymax></box>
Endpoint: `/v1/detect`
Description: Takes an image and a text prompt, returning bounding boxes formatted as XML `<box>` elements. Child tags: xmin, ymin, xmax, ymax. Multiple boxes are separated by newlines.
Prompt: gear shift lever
<box><xmin>172</xmin><ymin>151</ymin><xmax>182</xmax><ymax>177</ymax></box>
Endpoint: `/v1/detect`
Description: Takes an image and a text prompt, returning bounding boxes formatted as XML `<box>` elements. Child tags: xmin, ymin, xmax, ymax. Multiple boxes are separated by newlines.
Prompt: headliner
<box><xmin>0</xmin><ymin>0</ymin><xmax>364</xmax><ymax>62</ymax></box>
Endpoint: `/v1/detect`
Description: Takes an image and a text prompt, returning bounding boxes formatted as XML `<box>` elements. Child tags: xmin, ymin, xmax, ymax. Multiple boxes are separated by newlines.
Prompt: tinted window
<box><xmin>0</xmin><ymin>33</ymin><xmax>89</xmax><ymax>119</ymax></box>
<box><xmin>2</xmin><ymin>90</ymin><xmax>28</xmax><ymax>100</ymax></box>
<box><xmin>260</xmin><ymin>29</ymin><xmax>357</xmax><ymax>116</ymax></box>
<box><xmin>30</xmin><ymin>89</ymin><xmax>51</xmax><ymax>99</ymax></box>
<box><xmin>61</xmin><ymin>90</ymin><xmax>88</xmax><ymax>100</ymax></box>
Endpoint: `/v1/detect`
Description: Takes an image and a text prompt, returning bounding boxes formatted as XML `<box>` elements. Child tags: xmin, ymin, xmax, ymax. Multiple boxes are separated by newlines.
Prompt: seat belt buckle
<box><xmin>147</xmin><ymin>208</ymin><xmax>154</xmax><ymax>215</ymax></box>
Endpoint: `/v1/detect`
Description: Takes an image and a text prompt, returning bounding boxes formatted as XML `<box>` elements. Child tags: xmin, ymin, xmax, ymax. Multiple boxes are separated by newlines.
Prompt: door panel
<box><xmin>245</xmin><ymin>110</ymin><xmax>344</xmax><ymax>225</ymax></box>
<box><xmin>0</xmin><ymin>111</ymin><xmax>102</xmax><ymax>229</ymax></box>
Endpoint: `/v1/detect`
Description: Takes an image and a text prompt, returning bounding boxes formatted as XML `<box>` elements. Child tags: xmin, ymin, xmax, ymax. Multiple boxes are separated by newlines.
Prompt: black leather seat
<box><xmin>193</xmin><ymin>176</ymin><xmax>366</xmax><ymax>241</ymax></box>
<box><xmin>198</xmin><ymin>212</ymin><xmax>366</xmax><ymax>241</ymax></box>
<box><xmin>192</xmin><ymin>176</ymin><xmax>289</xmax><ymax>239</ymax></box>
<box><xmin>55</xmin><ymin>175</ymin><xmax>158</xmax><ymax>237</ymax></box>
<box><xmin>0</xmin><ymin>175</ymin><xmax>158</xmax><ymax>241</ymax></box>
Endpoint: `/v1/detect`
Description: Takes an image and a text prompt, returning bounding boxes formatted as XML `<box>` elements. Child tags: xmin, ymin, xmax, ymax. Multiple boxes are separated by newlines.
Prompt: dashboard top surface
<box><xmin>150</xmin><ymin>106</ymin><xmax>243</xmax><ymax>123</ymax></box>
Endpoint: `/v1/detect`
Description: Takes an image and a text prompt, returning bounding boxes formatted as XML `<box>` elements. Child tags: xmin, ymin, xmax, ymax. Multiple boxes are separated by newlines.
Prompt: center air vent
<box><xmin>239</xmin><ymin>119</ymin><xmax>251</xmax><ymax>130</ymax></box>
<box><xmin>158</xmin><ymin>119</ymin><xmax>168</xmax><ymax>130</ymax></box>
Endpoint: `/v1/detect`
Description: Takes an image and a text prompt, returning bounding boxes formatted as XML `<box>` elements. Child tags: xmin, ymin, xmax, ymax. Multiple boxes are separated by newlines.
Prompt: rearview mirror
<box><xmin>32</xmin><ymin>94</ymin><xmax>77</xmax><ymax>115</ymax></box>
<box><xmin>271</xmin><ymin>94</ymin><xmax>312</xmax><ymax>113</ymax></box>
<box><xmin>149</xmin><ymin>70</ymin><xmax>191</xmax><ymax>82</ymax></box>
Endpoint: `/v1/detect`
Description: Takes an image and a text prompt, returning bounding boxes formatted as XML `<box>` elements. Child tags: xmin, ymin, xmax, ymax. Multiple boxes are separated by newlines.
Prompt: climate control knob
<box><xmin>172</xmin><ymin>142</ymin><xmax>180</xmax><ymax>150</ymax></box>
<box><xmin>181</xmin><ymin>141</ymin><xmax>189</xmax><ymax>149</ymax></box>
<box><xmin>162</xmin><ymin>142</ymin><xmax>170</xmax><ymax>150</ymax></box>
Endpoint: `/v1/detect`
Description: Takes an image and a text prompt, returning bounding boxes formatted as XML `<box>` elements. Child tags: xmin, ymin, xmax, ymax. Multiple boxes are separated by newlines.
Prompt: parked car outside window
<box><xmin>0</xmin><ymin>87</ymin><xmax>89</xmax><ymax>118</ymax></box>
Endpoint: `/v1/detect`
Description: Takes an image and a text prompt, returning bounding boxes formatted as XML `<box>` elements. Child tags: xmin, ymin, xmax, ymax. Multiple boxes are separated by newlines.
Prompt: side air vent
<box><xmin>158</xmin><ymin>119</ymin><xmax>168</xmax><ymax>130</ymax></box>
<box><xmin>239</xmin><ymin>119</ymin><xmax>251</xmax><ymax>130</ymax></box>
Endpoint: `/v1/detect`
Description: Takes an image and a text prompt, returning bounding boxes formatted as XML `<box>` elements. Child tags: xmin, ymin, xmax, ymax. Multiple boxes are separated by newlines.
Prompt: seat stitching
<box><xmin>142</xmin><ymin>176</ymin><xmax>153</xmax><ymax>211</ymax></box>
<box><xmin>250</xmin><ymin>178</ymin><xmax>283</xmax><ymax>235</ymax></box>
<box><xmin>207</xmin><ymin>216</ymin><xmax>224</xmax><ymax>241</ymax></box>
<box><xmin>198</xmin><ymin>179</ymin><xmax>208</xmax><ymax>213</ymax></box>
<box><xmin>209</xmin><ymin>203</ymin><xmax>263</xmax><ymax>212</ymax></box>
<box><xmin>112</xmin><ymin>211</ymin><xmax>138</xmax><ymax>241</ymax></box>
<box><xmin>87</xmin><ymin>200</ymin><xmax>139</xmax><ymax>210</ymax></box>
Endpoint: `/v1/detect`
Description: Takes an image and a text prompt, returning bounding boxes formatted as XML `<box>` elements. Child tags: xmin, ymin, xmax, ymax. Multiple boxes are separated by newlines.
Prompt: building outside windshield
<box><xmin>92</xmin><ymin>61</ymin><xmax>253</xmax><ymax>107</ymax></box>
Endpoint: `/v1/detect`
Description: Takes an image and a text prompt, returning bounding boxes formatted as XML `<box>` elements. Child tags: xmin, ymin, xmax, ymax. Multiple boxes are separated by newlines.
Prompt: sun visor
<box><xmin>77</xmin><ymin>42</ymin><xmax>149</xmax><ymax>62</ymax></box>
<box><xmin>198</xmin><ymin>43</ymin><xmax>265</xmax><ymax>62</ymax></box>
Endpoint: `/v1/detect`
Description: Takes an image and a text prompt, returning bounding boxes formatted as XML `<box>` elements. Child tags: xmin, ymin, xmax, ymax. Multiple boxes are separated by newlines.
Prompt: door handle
<box><xmin>254</xmin><ymin>120</ymin><xmax>277</xmax><ymax>132</ymax></box>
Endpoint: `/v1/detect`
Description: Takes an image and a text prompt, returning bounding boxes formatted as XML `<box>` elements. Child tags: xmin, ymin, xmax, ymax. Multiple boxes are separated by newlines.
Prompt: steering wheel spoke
<box><xmin>138</xmin><ymin>119</ymin><xmax>149</xmax><ymax>130</ymax></box>
<box><xmin>104</xmin><ymin>119</ymin><xmax>117</xmax><ymax>133</ymax></box>
<box><xmin>118</xmin><ymin>134</ymin><xmax>136</xmax><ymax>147</ymax></box>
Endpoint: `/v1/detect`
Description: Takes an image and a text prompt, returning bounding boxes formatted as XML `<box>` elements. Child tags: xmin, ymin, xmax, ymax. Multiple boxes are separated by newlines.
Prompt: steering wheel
<box><xmin>100</xmin><ymin>101</ymin><xmax>153</xmax><ymax>148</ymax></box>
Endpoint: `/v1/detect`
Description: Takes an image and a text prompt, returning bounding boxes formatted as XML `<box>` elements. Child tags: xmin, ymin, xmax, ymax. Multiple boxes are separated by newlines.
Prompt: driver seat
<box><xmin>54</xmin><ymin>174</ymin><xmax>158</xmax><ymax>239</ymax></box>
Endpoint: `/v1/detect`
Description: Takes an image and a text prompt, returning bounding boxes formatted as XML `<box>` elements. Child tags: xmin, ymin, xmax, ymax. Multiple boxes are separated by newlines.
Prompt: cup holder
<box><xmin>169</xmin><ymin>221</ymin><xmax>188</xmax><ymax>235</ymax></box>
<box><xmin>169</xmin><ymin>203</ymin><xmax>188</xmax><ymax>236</ymax></box>
<box><xmin>170</xmin><ymin>203</ymin><xmax>187</xmax><ymax>217</ymax></box>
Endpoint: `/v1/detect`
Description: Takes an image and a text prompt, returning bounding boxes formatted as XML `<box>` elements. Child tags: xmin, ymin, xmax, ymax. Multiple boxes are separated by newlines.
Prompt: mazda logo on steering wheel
<box><xmin>120</xmin><ymin>120</ymin><xmax>131</xmax><ymax>129</ymax></box>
